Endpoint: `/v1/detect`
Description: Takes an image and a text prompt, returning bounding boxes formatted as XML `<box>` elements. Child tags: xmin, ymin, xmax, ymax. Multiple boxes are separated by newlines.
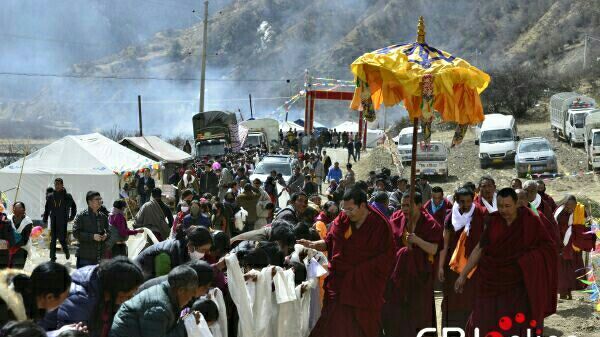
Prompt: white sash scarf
<box><xmin>481</xmin><ymin>194</ymin><xmax>497</xmax><ymax>213</ymax></box>
<box><xmin>554</xmin><ymin>205</ymin><xmax>573</xmax><ymax>247</ymax></box>
<box><xmin>451</xmin><ymin>203</ymin><xmax>475</xmax><ymax>234</ymax></box>
<box><xmin>531</xmin><ymin>193</ymin><xmax>542</xmax><ymax>209</ymax></box>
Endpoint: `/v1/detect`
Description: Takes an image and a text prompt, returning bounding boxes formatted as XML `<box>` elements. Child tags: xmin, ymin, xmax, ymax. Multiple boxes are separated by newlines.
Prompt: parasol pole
<box><xmin>408</xmin><ymin>16</ymin><xmax>427</xmax><ymax>233</ymax></box>
<box><xmin>408</xmin><ymin>118</ymin><xmax>419</xmax><ymax>233</ymax></box>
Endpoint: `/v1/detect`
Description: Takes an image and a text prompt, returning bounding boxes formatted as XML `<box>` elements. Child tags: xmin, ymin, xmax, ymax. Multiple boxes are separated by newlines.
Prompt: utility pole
<box><xmin>138</xmin><ymin>95</ymin><xmax>143</xmax><ymax>136</ymax></box>
<box><xmin>199</xmin><ymin>0</ymin><xmax>209</xmax><ymax>113</ymax></box>
<box><xmin>249</xmin><ymin>94</ymin><xmax>254</xmax><ymax>119</ymax></box>
<box><xmin>584</xmin><ymin>34</ymin><xmax>588</xmax><ymax>70</ymax></box>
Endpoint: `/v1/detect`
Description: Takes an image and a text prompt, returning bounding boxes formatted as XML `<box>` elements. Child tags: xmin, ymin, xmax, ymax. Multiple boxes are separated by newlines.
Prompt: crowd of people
<box><xmin>0</xmin><ymin>138</ymin><xmax>597</xmax><ymax>337</ymax></box>
<box><xmin>279</xmin><ymin>128</ymin><xmax>363</xmax><ymax>164</ymax></box>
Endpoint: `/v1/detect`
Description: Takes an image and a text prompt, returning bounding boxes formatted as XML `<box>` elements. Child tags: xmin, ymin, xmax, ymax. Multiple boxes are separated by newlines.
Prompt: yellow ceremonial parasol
<box><xmin>350</xmin><ymin>16</ymin><xmax>491</xmax><ymax>231</ymax></box>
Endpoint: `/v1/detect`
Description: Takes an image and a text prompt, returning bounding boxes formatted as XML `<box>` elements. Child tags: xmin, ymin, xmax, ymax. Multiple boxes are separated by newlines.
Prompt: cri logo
<box><xmin>416</xmin><ymin>312</ymin><xmax>577</xmax><ymax>337</ymax></box>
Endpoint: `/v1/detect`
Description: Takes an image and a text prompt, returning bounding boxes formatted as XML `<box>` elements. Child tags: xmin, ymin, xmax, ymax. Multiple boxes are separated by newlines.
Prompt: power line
<box><xmin>0</xmin><ymin>96</ymin><xmax>293</xmax><ymax>104</ymax></box>
<box><xmin>0</xmin><ymin>71</ymin><xmax>299</xmax><ymax>83</ymax></box>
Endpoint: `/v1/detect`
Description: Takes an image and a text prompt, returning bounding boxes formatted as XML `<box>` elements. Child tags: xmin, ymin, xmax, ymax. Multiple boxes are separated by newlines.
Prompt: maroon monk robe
<box><xmin>310</xmin><ymin>205</ymin><xmax>395</xmax><ymax>337</ymax></box>
<box><xmin>441</xmin><ymin>205</ymin><xmax>486</xmax><ymax>332</ymax></box>
<box><xmin>538</xmin><ymin>211</ymin><xmax>561</xmax><ymax>251</ymax></box>
<box><xmin>556</xmin><ymin>210</ymin><xmax>597</xmax><ymax>296</ymax></box>
<box><xmin>466</xmin><ymin>207</ymin><xmax>557</xmax><ymax>337</ymax></box>
<box><xmin>540</xmin><ymin>191</ymin><xmax>557</xmax><ymax>212</ymax></box>
<box><xmin>424</xmin><ymin>198</ymin><xmax>452</xmax><ymax>227</ymax></box>
<box><xmin>381</xmin><ymin>208</ymin><xmax>442</xmax><ymax>337</ymax></box>
<box><xmin>424</xmin><ymin>198</ymin><xmax>452</xmax><ymax>291</ymax></box>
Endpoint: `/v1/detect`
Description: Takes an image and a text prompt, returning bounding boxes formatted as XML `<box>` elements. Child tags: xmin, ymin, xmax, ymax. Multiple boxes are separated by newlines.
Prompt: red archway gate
<box><xmin>304</xmin><ymin>90</ymin><xmax>367</xmax><ymax>145</ymax></box>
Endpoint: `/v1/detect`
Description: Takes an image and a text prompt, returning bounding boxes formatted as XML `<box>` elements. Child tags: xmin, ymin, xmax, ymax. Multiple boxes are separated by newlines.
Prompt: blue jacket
<box><xmin>40</xmin><ymin>265</ymin><xmax>100</xmax><ymax>331</ymax></box>
<box><xmin>326</xmin><ymin>167</ymin><xmax>343</xmax><ymax>183</ymax></box>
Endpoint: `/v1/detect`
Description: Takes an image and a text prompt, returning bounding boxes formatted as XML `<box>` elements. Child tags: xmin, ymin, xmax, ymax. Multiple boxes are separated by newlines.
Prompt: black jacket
<box><xmin>137</xmin><ymin>176</ymin><xmax>155</xmax><ymax>196</ymax></box>
<box><xmin>73</xmin><ymin>208</ymin><xmax>109</xmax><ymax>262</ymax></box>
<box><xmin>199</xmin><ymin>171</ymin><xmax>219</xmax><ymax>196</ymax></box>
<box><xmin>43</xmin><ymin>189</ymin><xmax>77</xmax><ymax>226</ymax></box>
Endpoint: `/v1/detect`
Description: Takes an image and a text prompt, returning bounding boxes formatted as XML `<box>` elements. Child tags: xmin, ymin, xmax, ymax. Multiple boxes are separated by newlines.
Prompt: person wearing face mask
<box><xmin>0</xmin><ymin>262</ymin><xmax>71</xmax><ymax>328</ymax></box>
<box><xmin>41</xmin><ymin>257</ymin><xmax>144</xmax><ymax>337</ymax></box>
<box><xmin>183</xmin><ymin>201</ymin><xmax>211</xmax><ymax>229</ymax></box>
<box><xmin>134</xmin><ymin>226</ymin><xmax>213</xmax><ymax>281</ymax></box>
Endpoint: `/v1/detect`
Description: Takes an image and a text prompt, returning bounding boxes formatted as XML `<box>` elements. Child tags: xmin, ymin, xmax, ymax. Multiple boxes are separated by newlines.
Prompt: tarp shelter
<box><xmin>333</xmin><ymin>121</ymin><xmax>384</xmax><ymax>147</ymax></box>
<box><xmin>0</xmin><ymin>133</ymin><xmax>157</xmax><ymax>220</ymax></box>
<box><xmin>279</xmin><ymin>121</ymin><xmax>304</xmax><ymax>132</ymax></box>
<box><xmin>119</xmin><ymin>136</ymin><xmax>193</xmax><ymax>184</ymax></box>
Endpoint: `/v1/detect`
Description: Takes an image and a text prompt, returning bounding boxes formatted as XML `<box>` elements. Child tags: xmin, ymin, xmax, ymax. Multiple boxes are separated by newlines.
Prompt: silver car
<box><xmin>515</xmin><ymin>137</ymin><xmax>558</xmax><ymax>178</ymax></box>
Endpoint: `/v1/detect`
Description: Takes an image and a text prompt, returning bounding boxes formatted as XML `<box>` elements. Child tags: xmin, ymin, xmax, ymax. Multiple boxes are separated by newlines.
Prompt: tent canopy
<box><xmin>119</xmin><ymin>136</ymin><xmax>192</xmax><ymax>164</ymax></box>
<box><xmin>279</xmin><ymin>121</ymin><xmax>304</xmax><ymax>132</ymax></box>
<box><xmin>293</xmin><ymin>119</ymin><xmax>328</xmax><ymax>129</ymax></box>
<box><xmin>0</xmin><ymin>133</ymin><xmax>157</xmax><ymax>220</ymax></box>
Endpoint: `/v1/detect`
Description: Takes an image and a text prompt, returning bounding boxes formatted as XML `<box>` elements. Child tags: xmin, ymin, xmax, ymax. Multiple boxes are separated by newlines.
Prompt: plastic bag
<box><xmin>128</xmin><ymin>228</ymin><xmax>159</xmax><ymax>259</ymax></box>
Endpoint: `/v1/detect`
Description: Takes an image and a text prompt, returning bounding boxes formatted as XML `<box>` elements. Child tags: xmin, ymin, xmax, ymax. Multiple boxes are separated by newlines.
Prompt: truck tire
<box><xmin>569</xmin><ymin>136</ymin><xmax>574</xmax><ymax>147</ymax></box>
<box><xmin>588</xmin><ymin>161</ymin><xmax>593</xmax><ymax>171</ymax></box>
<box><xmin>480</xmin><ymin>161</ymin><xmax>487</xmax><ymax>169</ymax></box>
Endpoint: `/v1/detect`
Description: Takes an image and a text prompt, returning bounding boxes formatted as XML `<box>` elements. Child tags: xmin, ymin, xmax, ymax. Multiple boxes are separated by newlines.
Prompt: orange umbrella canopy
<box><xmin>350</xmin><ymin>17</ymin><xmax>490</xmax><ymax>126</ymax></box>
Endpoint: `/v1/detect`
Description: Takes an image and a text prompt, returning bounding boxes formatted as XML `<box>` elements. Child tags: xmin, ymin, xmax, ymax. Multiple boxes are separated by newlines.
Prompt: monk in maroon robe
<box><xmin>520</xmin><ymin>184</ymin><xmax>561</xmax><ymax>250</ymax></box>
<box><xmin>537</xmin><ymin>179</ymin><xmax>557</xmax><ymax>212</ymax></box>
<box><xmin>382</xmin><ymin>192</ymin><xmax>442</xmax><ymax>337</ymax></box>
<box><xmin>423</xmin><ymin>186</ymin><xmax>452</xmax><ymax>226</ymax></box>
<box><xmin>298</xmin><ymin>187</ymin><xmax>394</xmax><ymax>337</ymax></box>
<box><xmin>439</xmin><ymin>188</ymin><xmax>486</xmax><ymax>334</ymax></box>
<box><xmin>474</xmin><ymin>176</ymin><xmax>497</xmax><ymax>213</ymax></box>
<box><xmin>554</xmin><ymin>195</ymin><xmax>597</xmax><ymax>299</ymax></box>
<box><xmin>456</xmin><ymin>188</ymin><xmax>557</xmax><ymax>337</ymax></box>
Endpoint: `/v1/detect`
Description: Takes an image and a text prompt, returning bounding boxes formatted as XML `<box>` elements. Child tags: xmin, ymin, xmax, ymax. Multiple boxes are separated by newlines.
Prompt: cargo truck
<box><xmin>550</xmin><ymin>92</ymin><xmax>596</xmax><ymax>147</ymax></box>
<box><xmin>584</xmin><ymin>111</ymin><xmax>600</xmax><ymax>171</ymax></box>
<box><xmin>192</xmin><ymin>111</ymin><xmax>238</xmax><ymax>157</ymax></box>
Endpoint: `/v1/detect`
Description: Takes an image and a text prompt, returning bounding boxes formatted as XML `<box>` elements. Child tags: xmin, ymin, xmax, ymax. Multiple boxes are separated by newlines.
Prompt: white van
<box><xmin>395</xmin><ymin>126</ymin><xmax>423</xmax><ymax>163</ymax></box>
<box><xmin>475</xmin><ymin>114</ymin><xmax>519</xmax><ymax>169</ymax></box>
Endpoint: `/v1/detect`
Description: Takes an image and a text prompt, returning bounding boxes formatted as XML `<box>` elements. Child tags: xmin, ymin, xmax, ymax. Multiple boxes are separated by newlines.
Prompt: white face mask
<box><xmin>189</xmin><ymin>250</ymin><xmax>205</xmax><ymax>261</ymax></box>
<box><xmin>181</xmin><ymin>206</ymin><xmax>190</xmax><ymax>213</ymax></box>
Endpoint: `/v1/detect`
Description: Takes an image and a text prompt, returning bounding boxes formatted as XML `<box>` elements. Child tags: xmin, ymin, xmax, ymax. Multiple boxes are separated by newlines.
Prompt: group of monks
<box><xmin>300</xmin><ymin>176</ymin><xmax>597</xmax><ymax>337</ymax></box>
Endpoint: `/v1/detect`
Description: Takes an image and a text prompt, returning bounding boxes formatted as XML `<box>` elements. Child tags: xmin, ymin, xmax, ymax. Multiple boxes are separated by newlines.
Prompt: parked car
<box><xmin>515</xmin><ymin>137</ymin><xmax>558</xmax><ymax>178</ymax></box>
<box><xmin>249</xmin><ymin>155</ymin><xmax>293</xmax><ymax>183</ymax></box>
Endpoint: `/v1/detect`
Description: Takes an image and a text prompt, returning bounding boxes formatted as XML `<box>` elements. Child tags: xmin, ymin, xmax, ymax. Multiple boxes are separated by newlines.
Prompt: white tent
<box><xmin>0</xmin><ymin>133</ymin><xmax>157</xmax><ymax>220</ymax></box>
<box><xmin>119</xmin><ymin>136</ymin><xmax>192</xmax><ymax>164</ymax></box>
<box><xmin>279</xmin><ymin>121</ymin><xmax>304</xmax><ymax>132</ymax></box>
<box><xmin>333</xmin><ymin>121</ymin><xmax>385</xmax><ymax>148</ymax></box>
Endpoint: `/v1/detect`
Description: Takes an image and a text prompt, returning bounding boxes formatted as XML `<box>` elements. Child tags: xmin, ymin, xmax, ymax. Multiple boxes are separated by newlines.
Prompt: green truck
<box><xmin>192</xmin><ymin>111</ymin><xmax>239</xmax><ymax>157</ymax></box>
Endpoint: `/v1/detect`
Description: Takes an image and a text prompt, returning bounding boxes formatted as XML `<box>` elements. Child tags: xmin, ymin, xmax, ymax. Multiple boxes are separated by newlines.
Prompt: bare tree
<box><xmin>101</xmin><ymin>125</ymin><xmax>137</xmax><ymax>142</ymax></box>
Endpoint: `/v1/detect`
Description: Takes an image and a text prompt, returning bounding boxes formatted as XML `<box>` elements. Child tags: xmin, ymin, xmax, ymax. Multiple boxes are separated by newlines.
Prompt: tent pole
<box><xmin>14</xmin><ymin>148</ymin><xmax>28</xmax><ymax>203</ymax></box>
<box><xmin>408</xmin><ymin>117</ymin><xmax>419</xmax><ymax>234</ymax></box>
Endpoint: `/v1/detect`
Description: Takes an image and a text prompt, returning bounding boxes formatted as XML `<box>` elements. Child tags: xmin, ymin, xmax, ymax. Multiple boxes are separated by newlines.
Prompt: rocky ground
<box><xmin>352</xmin><ymin>121</ymin><xmax>600</xmax><ymax>337</ymax></box>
